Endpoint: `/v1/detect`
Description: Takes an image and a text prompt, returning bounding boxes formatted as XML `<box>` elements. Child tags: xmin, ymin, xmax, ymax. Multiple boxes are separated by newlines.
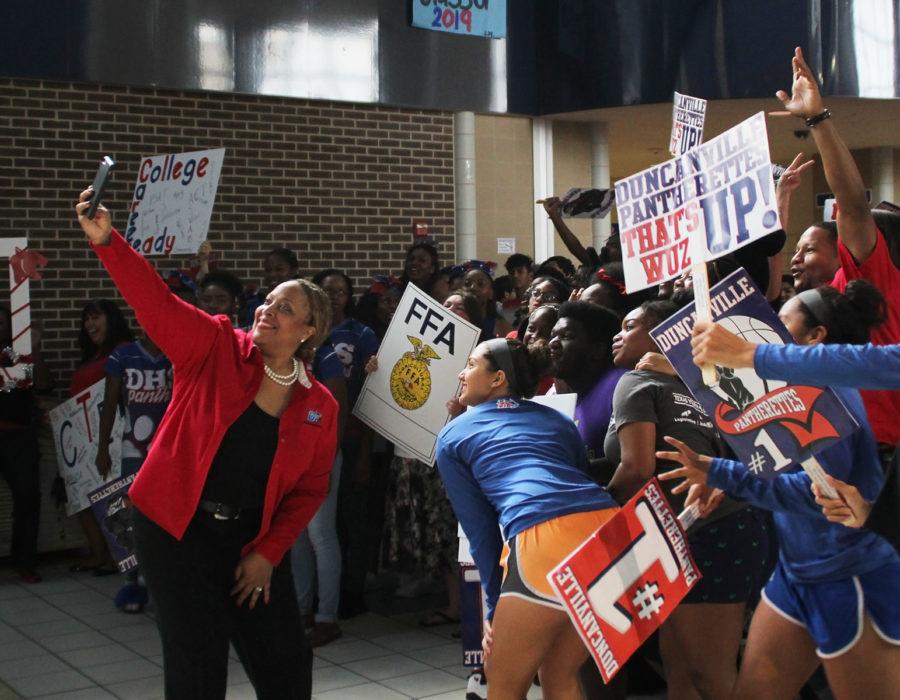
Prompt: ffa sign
<box><xmin>616</xmin><ymin>112</ymin><xmax>780</xmax><ymax>292</ymax></box>
<box><xmin>126</xmin><ymin>148</ymin><xmax>225</xmax><ymax>256</ymax></box>
<box><xmin>650</xmin><ymin>269</ymin><xmax>858</xmax><ymax>479</ymax></box>
<box><xmin>548</xmin><ymin>480</ymin><xmax>699</xmax><ymax>683</ymax></box>
<box><xmin>353</xmin><ymin>284</ymin><xmax>481</xmax><ymax>464</ymax></box>
<box><xmin>49</xmin><ymin>379</ymin><xmax>125</xmax><ymax>515</ymax></box>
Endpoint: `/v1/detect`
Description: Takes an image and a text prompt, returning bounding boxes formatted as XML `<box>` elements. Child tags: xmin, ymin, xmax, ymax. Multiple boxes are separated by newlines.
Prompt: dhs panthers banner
<box><xmin>548</xmin><ymin>479</ymin><xmax>700</xmax><ymax>683</ymax></box>
<box><xmin>353</xmin><ymin>284</ymin><xmax>481</xmax><ymax>464</ymax></box>
<box><xmin>650</xmin><ymin>268</ymin><xmax>858</xmax><ymax>479</ymax></box>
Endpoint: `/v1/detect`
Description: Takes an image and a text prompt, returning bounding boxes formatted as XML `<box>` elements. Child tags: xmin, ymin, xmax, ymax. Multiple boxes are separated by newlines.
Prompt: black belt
<box><xmin>197</xmin><ymin>499</ymin><xmax>250</xmax><ymax>521</ymax></box>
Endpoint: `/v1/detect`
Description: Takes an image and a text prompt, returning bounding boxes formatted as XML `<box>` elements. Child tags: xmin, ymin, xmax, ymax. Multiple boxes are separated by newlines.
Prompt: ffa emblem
<box><xmin>390</xmin><ymin>336</ymin><xmax>441</xmax><ymax>410</ymax></box>
<box><xmin>306</xmin><ymin>410</ymin><xmax>322</xmax><ymax>424</ymax></box>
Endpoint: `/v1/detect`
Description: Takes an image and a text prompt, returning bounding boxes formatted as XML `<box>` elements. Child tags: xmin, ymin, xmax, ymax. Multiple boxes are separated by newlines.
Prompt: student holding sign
<box><xmin>776</xmin><ymin>46</ymin><xmax>900</xmax><ymax>450</ymax></box>
<box><xmin>659</xmin><ymin>281</ymin><xmax>900</xmax><ymax>700</ymax></box>
<box><xmin>436</xmin><ymin>338</ymin><xmax>620</xmax><ymax>698</ymax></box>
<box><xmin>75</xmin><ymin>189</ymin><xmax>338</xmax><ymax>700</ymax></box>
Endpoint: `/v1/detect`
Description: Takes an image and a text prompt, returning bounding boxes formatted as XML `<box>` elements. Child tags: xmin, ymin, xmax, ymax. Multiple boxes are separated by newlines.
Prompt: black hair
<box><xmin>266</xmin><ymin>247</ymin><xmax>299</xmax><ymax>270</ymax></box>
<box><xmin>482</xmin><ymin>339</ymin><xmax>542</xmax><ymax>398</ymax></box>
<box><xmin>637</xmin><ymin>300</ymin><xmax>679</xmax><ymax>330</ymax></box>
<box><xmin>446</xmin><ymin>291</ymin><xmax>484</xmax><ymax>329</ymax></box>
<box><xmin>312</xmin><ymin>268</ymin><xmax>356</xmax><ymax>316</ymax></box>
<box><xmin>796</xmin><ymin>280</ymin><xmax>886</xmax><ymax>345</ymax></box>
<box><xmin>492</xmin><ymin>275</ymin><xmax>515</xmax><ymax>300</ymax></box>
<box><xmin>401</xmin><ymin>242</ymin><xmax>440</xmax><ymax>293</ymax></box>
<box><xmin>812</xmin><ymin>221</ymin><xmax>839</xmax><ymax>252</ymax></box>
<box><xmin>556</xmin><ymin>300</ymin><xmax>620</xmax><ymax>367</ymax></box>
<box><xmin>78</xmin><ymin>299</ymin><xmax>134</xmax><ymax>364</ymax></box>
<box><xmin>504</xmin><ymin>253</ymin><xmax>533</xmax><ymax>273</ymax></box>
<box><xmin>528</xmin><ymin>275</ymin><xmax>571</xmax><ymax>303</ymax></box>
<box><xmin>199</xmin><ymin>270</ymin><xmax>243</xmax><ymax>299</ymax></box>
<box><xmin>536</xmin><ymin>255</ymin><xmax>576</xmax><ymax>280</ymax></box>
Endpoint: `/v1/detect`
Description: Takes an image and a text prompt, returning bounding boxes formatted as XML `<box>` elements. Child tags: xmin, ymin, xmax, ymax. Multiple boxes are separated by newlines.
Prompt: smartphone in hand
<box><xmin>84</xmin><ymin>156</ymin><xmax>116</xmax><ymax>220</ymax></box>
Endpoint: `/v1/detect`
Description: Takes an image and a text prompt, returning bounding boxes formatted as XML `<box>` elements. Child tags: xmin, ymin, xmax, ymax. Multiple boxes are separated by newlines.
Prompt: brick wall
<box><xmin>0</xmin><ymin>78</ymin><xmax>456</xmax><ymax>385</ymax></box>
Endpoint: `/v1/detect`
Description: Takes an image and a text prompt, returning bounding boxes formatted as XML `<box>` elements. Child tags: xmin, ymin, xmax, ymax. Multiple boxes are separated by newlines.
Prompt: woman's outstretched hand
<box><xmin>657</xmin><ymin>435</ymin><xmax>713</xmax><ymax>495</ymax></box>
<box><xmin>74</xmin><ymin>188</ymin><xmax>113</xmax><ymax>246</ymax></box>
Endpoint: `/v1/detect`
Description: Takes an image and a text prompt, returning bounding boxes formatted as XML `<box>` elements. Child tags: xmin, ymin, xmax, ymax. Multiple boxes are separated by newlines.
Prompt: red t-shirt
<box><xmin>69</xmin><ymin>354</ymin><xmax>109</xmax><ymax>397</ymax></box>
<box><xmin>831</xmin><ymin>230</ymin><xmax>900</xmax><ymax>445</ymax></box>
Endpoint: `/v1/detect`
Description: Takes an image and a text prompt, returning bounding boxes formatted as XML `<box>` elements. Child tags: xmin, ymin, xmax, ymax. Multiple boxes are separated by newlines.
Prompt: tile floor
<box><xmin>0</xmin><ymin>561</ymin><xmax>496</xmax><ymax>700</ymax></box>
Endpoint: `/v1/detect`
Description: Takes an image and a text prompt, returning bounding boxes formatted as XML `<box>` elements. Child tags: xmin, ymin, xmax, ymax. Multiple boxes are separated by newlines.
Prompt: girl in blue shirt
<box><xmin>660</xmin><ymin>281</ymin><xmax>900</xmax><ymax>700</ymax></box>
<box><xmin>436</xmin><ymin>338</ymin><xmax>618</xmax><ymax>698</ymax></box>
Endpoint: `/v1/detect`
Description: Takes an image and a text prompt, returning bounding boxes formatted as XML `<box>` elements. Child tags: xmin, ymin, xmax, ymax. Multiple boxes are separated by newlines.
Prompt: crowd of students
<box><xmin>0</xmin><ymin>46</ymin><xmax>897</xmax><ymax>699</ymax></box>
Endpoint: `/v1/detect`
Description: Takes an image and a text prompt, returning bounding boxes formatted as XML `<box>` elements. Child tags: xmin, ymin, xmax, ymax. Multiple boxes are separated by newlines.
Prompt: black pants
<box><xmin>133</xmin><ymin>507</ymin><xmax>312</xmax><ymax>700</ymax></box>
<box><xmin>338</xmin><ymin>436</ymin><xmax>368</xmax><ymax>595</ymax></box>
<box><xmin>0</xmin><ymin>428</ymin><xmax>40</xmax><ymax>568</ymax></box>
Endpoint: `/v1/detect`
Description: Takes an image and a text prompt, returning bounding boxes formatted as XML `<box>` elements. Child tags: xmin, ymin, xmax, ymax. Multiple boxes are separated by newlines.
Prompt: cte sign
<box><xmin>353</xmin><ymin>284</ymin><xmax>480</xmax><ymax>464</ymax></box>
<box><xmin>650</xmin><ymin>269</ymin><xmax>858</xmax><ymax>478</ymax></box>
<box><xmin>126</xmin><ymin>147</ymin><xmax>225</xmax><ymax>256</ymax></box>
<box><xmin>616</xmin><ymin>112</ymin><xmax>780</xmax><ymax>292</ymax></box>
<box><xmin>548</xmin><ymin>480</ymin><xmax>699</xmax><ymax>683</ymax></box>
<box><xmin>49</xmin><ymin>379</ymin><xmax>124</xmax><ymax>515</ymax></box>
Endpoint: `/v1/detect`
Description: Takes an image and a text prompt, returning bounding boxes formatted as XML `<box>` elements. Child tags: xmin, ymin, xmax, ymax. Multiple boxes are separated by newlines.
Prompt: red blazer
<box><xmin>93</xmin><ymin>230</ymin><xmax>337</xmax><ymax>565</ymax></box>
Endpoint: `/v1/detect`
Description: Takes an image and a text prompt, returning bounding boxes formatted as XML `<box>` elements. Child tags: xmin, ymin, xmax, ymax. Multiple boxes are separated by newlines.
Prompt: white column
<box><xmin>872</xmin><ymin>146</ymin><xmax>895</xmax><ymax>205</ymax></box>
<box><xmin>454</xmin><ymin>111</ymin><xmax>477</xmax><ymax>262</ymax></box>
<box><xmin>591</xmin><ymin>122</ymin><xmax>611</xmax><ymax>251</ymax></box>
<box><xmin>533</xmin><ymin>117</ymin><xmax>554</xmax><ymax>262</ymax></box>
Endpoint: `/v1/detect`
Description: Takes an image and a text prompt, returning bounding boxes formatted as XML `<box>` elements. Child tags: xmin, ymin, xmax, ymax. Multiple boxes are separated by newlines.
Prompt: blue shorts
<box><xmin>762</xmin><ymin>560</ymin><xmax>900</xmax><ymax>658</ymax></box>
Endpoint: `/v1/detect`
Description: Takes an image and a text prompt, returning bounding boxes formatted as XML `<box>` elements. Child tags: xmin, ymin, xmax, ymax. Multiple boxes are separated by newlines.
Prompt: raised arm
<box><xmin>775</xmin><ymin>47</ymin><xmax>878</xmax><ymax>263</ymax></box>
<box><xmin>543</xmin><ymin>197</ymin><xmax>593</xmax><ymax>266</ymax></box>
<box><xmin>75</xmin><ymin>189</ymin><xmax>220</xmax><ymax>368</ymax></box>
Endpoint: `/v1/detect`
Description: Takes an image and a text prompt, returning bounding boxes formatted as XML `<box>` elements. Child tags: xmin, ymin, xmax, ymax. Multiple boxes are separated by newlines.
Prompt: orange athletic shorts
<box><xmin>499</xmin><ymin>508</ymin><xmax>619</xmax><ymax>609</ymax></box>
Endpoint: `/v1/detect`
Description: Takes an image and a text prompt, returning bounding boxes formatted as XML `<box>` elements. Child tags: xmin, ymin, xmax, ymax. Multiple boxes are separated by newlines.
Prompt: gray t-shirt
<box><xmin>604</xmin><ymin>370</ymin><xmax>744</xmax><ymax>526</ymax></box>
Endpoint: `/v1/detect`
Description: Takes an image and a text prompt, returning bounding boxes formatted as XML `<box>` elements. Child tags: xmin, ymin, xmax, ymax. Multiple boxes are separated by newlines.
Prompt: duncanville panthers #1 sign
<box><xmin>548</xmin><ymin>479</ymin><xmax>699</xmax><ymax>683</ymax></box>
<box><xmin>650</xmin><ymin>269</ymin><xmax>857</xmax><ymax>479</ymax></box>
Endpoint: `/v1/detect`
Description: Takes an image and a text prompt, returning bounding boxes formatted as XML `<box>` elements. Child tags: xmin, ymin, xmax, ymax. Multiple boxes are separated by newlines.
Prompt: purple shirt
<box><xmin>575</xmin><ymin>368</ymin><xmax>626</xmax><ymax>459</ymax></box>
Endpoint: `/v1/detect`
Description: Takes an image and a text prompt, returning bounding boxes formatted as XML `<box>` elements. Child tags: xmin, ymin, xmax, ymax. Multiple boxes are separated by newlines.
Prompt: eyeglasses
<box><xmin>530</xmin><ymin>288</ymin><xmax>559</xmax><ymax>302</ymax></box>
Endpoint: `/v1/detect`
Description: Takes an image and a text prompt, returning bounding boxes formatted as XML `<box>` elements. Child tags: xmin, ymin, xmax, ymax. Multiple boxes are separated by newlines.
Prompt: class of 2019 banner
<box><xmin>548</xmin><ymin>479</ymin><xmax>700</xmax><ymax>684</ymax></box>
<box><xmin>353</xmin><ymin>284</ymin><xmax>481</xmax><ymax>464</ymax></box>
<box><xmin>650</xmin><ymin>269</ymin><xmax>858</xmax><ymax>479</ymax></box>
<box><xmin>616</xmin><ymin>112</ymin><xmax>780</xmax><ymax>293</ymax></box>
<box><xmin>412</xmin><ymin>0</ymin><xmax>507</xmax><ymax>39</ymax></box>
<box><xmin>669</xmin><ymin>92</ymin><xmax>707</xmax><ymax>156</ymax></box>
<box><xmin>49</xmin><ymin>379</ymin><xmax>125</xmax><ymax>515</ymax></box>
<box><xmin>125</xmin><ymin>147</ymin><xmax>225</xmax><ymax>256</ymax></box>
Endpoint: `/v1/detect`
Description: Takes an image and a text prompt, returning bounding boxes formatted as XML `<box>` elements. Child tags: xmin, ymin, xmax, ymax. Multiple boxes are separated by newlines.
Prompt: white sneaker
<box><xmin>466</xmin><ymin>670</ymin><xmax>487</xmax><ymax>700</ymax></box>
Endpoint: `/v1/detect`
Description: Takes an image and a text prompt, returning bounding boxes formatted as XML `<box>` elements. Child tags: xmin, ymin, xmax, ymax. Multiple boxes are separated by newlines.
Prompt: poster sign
<box><xmin>88</xmin><ymin>475</ymin><xmax>138</xmax><ymax>573</ymax></box>
<box><xmin>548</xmin><ymin>479</ymin><xmax>699</xmax><ymax>683</ymax></box>
<box><xmin>669</xmin><ymin>92</ymin><xmax>707</xmax><ymax>156</ymax></box>
<box><xmin>650</xmin><ymin>269</ymin><xmax>858</xmax><ymax>479</ymax></box>
<box><xmin>616</xmin><ymin>112</ymin><xmax>780</xmax><ymax>292</ymax></box>
<box><xmin>49</xmin><ymin>379</ymin><xmax>124</xmax><ymax>515</ymax></box>
<box><xmin>125</xmin><ymin>147</ymin><xmax>225</xmax><ymax>256</ymax></box>
<box><xmin>2</xmin><ymin>238</ymin><xmax>47</xmax><ymax>391</ymax></box>
<box><xmin>459</xmin><ymin>565</ymin><xmax>485</xmax><ymax>667</ymax></box>
<box><xmin>559</xmin><ymin>188</ymin><xmax>615</xmax><ymax>219</ymax></box>
<box><xmin>353</xmin><ymin>284</ymin><xmax>481</xmax><ymax>463</ymax></box>
<box><xmin>412</xmin><ymin>0</ymin><xmax>507</xmax><ymax>39</ymax></box>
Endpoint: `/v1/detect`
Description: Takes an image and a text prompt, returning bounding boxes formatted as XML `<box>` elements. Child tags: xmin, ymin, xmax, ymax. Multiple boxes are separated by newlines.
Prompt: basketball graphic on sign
<box><xmin>389</xmin><ymin>336</ymin><xmax>441</xmax><ymax>410</ymax></box>
<box><xmin>708</xmin><ymin>315</ymin><xmax>786</xmax><ymax>410</ymax></box>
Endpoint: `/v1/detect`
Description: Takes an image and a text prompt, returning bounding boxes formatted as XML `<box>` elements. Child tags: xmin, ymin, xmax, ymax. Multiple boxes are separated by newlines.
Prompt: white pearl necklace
<box><xmin>263</xmin><ymin>357</ymin><xmax>299</xmax><ymax>386</ymax></box>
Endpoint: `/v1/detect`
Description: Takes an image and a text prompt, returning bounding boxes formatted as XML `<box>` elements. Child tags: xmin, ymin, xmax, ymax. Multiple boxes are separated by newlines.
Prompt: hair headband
<box><xmin>796</xmin><ymin>288</ymin><xmax>832</xmax><ymax>329</ymax></box>
<box><xmin>483</xmin><ymin>338</ymin><xmax>518</xmax><ymax>392</ymax></box>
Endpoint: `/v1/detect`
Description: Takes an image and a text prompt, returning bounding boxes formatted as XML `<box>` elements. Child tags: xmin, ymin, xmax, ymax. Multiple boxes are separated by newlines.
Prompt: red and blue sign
<box><xmin>412</xmin><ymin>0</ymin><xmax>506</xmax><ymax>39</ymax></box>
<box><xmin>650</xmin><ymin>268</ymin><xmax>858</xmax><ymax>479</ymax></box>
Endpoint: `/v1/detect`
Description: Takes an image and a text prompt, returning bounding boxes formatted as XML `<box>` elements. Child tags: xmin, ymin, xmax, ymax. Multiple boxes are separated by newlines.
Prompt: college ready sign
<box><xmin>547</xmin><ymin>480</ymin><xmax>699</xmax><ymax>683</ymax></box>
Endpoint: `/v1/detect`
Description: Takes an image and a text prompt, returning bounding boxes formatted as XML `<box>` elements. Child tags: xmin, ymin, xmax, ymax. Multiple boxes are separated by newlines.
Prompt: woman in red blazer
<box><xmin>76</xmin><ymin>188</ymin><xmax>338</xmax><ymax>700</ymax></box>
